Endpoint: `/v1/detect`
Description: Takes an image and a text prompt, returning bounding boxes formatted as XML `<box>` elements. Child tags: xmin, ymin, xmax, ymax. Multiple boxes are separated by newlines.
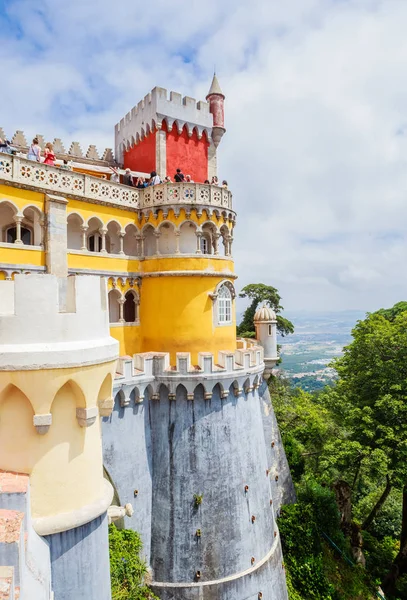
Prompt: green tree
<box><xmin>109</xmin><ymin>525</ymin><xmax>158</xmax><ymax>600</ymax></box>
<box><xmin>237</xmin><ymin>283</ymin><xmax>294</xmax><ymax>337</ymax></box>
<box><xmin>331</xmin><ymin>308</ymin><xmax>407</xmax><ymax>595</ymax></box>
<box><xmin>270</xmin><ymin>376</ymin><xmax>338</xmax><ymax>483</ymax></box>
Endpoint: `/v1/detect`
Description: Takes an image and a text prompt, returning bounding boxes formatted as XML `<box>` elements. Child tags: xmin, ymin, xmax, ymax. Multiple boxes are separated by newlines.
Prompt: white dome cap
<box><xmin>254</xmin><ymin>304</ymin><xmax>277</xmax><ymax>322</ymax></box>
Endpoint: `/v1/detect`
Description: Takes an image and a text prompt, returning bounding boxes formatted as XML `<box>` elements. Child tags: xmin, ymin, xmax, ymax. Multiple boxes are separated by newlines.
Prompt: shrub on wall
<box><xmin>109</xmin><ymin>525</ymin><xmax>159</xmax><ymax>600</ymax></box>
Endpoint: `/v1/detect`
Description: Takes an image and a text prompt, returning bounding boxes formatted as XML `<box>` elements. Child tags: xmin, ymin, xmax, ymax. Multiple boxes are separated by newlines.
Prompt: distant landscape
<box><xmin>277</xmin><ymin>310</ymin><xmax>366</xmax><ymax>391</ymax></box>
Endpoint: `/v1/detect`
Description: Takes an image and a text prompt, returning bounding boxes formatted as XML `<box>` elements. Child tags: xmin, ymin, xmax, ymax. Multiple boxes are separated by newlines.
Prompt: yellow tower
<box><xmin>0</xmin><ymin>274</ymin><xmax>118</xmax><ymax>599</ymax></box>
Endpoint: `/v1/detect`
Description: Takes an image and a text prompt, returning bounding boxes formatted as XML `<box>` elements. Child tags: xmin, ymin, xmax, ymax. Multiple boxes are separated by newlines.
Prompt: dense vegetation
<box><xmin>238</xmin><ymin>287</ymin><xmax>407</xmax><ymax>598</ymax></box>
<box><xmin>109</xmin><ymin>525</ymin><xmax>158</xmax><ymax>600</ymax></box>
<box><xmin>269</xmin><ymin>304</ymin><xmax>407</xmax><ymax>599</ymax></box>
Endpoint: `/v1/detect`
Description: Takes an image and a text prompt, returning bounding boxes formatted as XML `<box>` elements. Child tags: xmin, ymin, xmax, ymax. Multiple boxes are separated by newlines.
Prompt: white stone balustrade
<box><xmin>0</xmin><ymin>154</ymin><xmax>233</xmax><ymax>212</ymax></box>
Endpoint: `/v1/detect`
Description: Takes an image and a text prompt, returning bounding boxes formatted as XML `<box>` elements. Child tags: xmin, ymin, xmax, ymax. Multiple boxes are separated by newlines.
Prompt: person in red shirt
<box><xmin>43</xmin><ymin>142</ymin><xmax>56</xmax><ymax>166</ymax></box>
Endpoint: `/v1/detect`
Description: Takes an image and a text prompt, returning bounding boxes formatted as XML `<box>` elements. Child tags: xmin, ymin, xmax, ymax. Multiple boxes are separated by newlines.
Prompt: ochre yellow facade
<box><xmin>0</xmin><ymin>181</ymin><xmax>236</xmax><ymax>363</ymax></box>
<box><xmin>0</xmin><ymin>362</ymin><xmax>115</xmax><ymax>520</ymax></box>
<box><xmin>0</xmin><ymin>183</ymin><xmax>44</xmax><ymax>212</ymax></box>
<box><xmin>139</xmin><ymin>274</ymin><xmax>236</xmax><ymax>362</ymax></box>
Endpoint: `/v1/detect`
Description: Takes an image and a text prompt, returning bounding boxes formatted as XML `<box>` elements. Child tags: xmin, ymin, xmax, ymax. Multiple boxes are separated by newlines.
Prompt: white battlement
<box><xmin>0</xmin><ymin>274</ymin><xmax>118</xmax><ymax>370</ymax></box>
<box><xmin>115</xmin><ymin>86</ymin><xmax>214</xmax><ymax>164</ymax></box>
<box><xmin>0</xmin><ymin>127</ymin><xmax>114</xmax><ymax>164</ymax></box>
<box><xmin>111</xmin><ymin>346</ymin><xmax>270</xmax><ymax>407</ymax></box>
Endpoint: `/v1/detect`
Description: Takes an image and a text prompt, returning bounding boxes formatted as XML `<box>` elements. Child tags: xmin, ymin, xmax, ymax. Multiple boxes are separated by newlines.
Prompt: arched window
<box><xmin>6</xmin><ymin>226</ymin><xmax>31</xmax><ymax>245</ymax></box>
<box><xmin>201</xmin><ymin>236</ymin><xmax>210</xmax><ymax>254</ymax></box>
<box><xmin>108</xmin><ymin>289</ymin><xmax>121</xmax><ymax>323</ymax></box>
<box><xmin>124</xmin><ymin>290</ymin><xmax>138</xmax><ymax>323</ymax></box>
<box><xmin>217</xmin><ymin>284</ymin><xmax>232</xmax><ymax>324</ymax></box>
<box><xmin>88</xmin><ymin>233</ymin><xmax>101</xmax><ymax>252</ymax></box>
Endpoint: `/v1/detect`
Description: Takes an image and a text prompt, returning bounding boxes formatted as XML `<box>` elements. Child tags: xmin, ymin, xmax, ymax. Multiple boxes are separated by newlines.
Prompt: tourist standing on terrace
<box><xmin>110</xmin><ymin>167</ymin><xmax>120</xmax><ymax>183</ymax></box>
<box><xmin>135</xmin><ymin>177</ymin><xmax>146</xmax><ymax>188</ymax></box>
<box><xmin>43</xmin><ymin>143</ymin><xmax>56</xmax><ymax>166</ymax></box>
<box><xmin>27</xmin><ymin>138</ymin><xmax>41</xmax><ymax>162</ymax></box>
<box><xmin>174</xmin><ymin>168</ymin><xmax>185</xmax><ymax>182</ymax></box>
<box><xmin>0</xmin><ymin>139</ymin><xmax>16</xmax><ymax>155</ymax></box>
<box><xmin>123</xmin><ymin>168</ymin><xmax>134</xmax><ymax>186</ymax></box>
<box><xmin>149</xmin><ymin>171</ymin><xmax>161</xmax><ymax>185</ymax></box>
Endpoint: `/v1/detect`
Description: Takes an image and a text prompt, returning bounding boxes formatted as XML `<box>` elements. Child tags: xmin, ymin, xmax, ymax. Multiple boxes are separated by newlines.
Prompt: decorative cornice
<box><xmin>68</xmin><ymin>267</ymin><xmax>236</xmax><ymax>279</ymax></box>
<box><xmin>141</xmin><ymin>270</ymin><xmax>237</xmax><ymax>279</ymax></box>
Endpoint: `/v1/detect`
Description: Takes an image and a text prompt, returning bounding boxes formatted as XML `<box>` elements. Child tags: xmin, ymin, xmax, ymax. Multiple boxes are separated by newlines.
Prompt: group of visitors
<box><xmin>121</xmin><ymin>166</ymin><xmax>228</xmax><ymax>189</ymax></box>
<box><xmin>0</xmin><ymin>137</ymin><xmax>73</xmax><ymax>170</ymax></box>
<box><xmin>0</xmin><ymin>138</ymin><xmax>229</xmax><ymax>188</ymax></box>
<box><xmin>27</xmin><ymin>139</ymin><xmax>73</xmax><ymax>169</ymax></box>
<box><xmin>0</xmin><ymin>138</ymin><xmax>17</xmax><ymax>155</ymax></box>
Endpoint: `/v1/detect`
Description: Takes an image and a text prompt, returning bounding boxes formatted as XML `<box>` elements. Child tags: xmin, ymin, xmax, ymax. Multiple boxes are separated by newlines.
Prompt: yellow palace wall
<box><xmin>139</xmin><ymin>274</ymin><xmax>236</xmax><ymax>363</ymax></box>
<box><xmin>0</xmin><ymin>362</ymin><xmax>115</xmax><ymax>520</ymax></box>
<box><xmin>0</xmin><ymin>184</ymin><xmax>46</xmax><ymax>267</ymax></box>
<box><xmin>0</xmin><ymin>186</ymin><xmax>237</xmax><ymax>362</ymax></box>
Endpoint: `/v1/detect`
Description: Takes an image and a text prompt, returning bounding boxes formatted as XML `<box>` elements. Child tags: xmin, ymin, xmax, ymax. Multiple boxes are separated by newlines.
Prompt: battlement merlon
<box><xmin>0</xmin><ymin>274</ymin><xmax>119</xmax><ymax>370</ymax></box>
<box><xmin>110</xmin><ymin>342</ymin><xmax>276</xmax><ymax>406</ymax></box>
<box><xmin>115</xmin><ymin>86</ymin><xmax>214</xmax><ymax>162</ymax></box>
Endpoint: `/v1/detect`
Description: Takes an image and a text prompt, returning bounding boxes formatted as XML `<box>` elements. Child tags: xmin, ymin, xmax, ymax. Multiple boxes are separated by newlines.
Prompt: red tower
<box><xmin>206</xmin><ymin>73</ymin><xmax>226</xmax><ymax>148</ymax></box>
<box><xmin>115</xmin><ymin>77</ymin><xmax>226</xmax><ymax>182</ymax></box>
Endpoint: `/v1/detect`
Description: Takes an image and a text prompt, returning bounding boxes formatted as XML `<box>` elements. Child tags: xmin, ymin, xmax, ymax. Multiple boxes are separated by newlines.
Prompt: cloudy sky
<box><xmin>1</xmin><ymin>0</ymin><xmax>407</xmax><ymax>314</ymax></box>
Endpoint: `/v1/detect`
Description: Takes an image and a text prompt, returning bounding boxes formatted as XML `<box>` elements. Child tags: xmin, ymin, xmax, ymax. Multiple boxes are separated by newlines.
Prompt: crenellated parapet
<box><xmin>110</xmin><ymin>341</ymin><xmax>272</xmax><ymax>409</ymax></box>
<box><xmin>115</xmin><ymin>86</ymin><xmax>214</xmax><ymax>163</ymax></box>
<box><xmin>1</xmin><ymin>128</ymin><xmax>115</xmax><ymax>166</ymax></box>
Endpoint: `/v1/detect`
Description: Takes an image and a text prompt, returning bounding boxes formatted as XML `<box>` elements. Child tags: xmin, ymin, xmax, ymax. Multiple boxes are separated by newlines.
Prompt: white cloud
<box><xmin>2</xmin><ymin>0</ymin><xmax>407</xmax><ymax>313</ymax></box>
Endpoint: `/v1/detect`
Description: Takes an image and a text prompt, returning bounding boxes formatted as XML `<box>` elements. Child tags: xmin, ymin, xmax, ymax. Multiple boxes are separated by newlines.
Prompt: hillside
<box><xmin>278</xmin><ymin>311</ymin><xmax>365</xmax><ymax>391</ymax></box>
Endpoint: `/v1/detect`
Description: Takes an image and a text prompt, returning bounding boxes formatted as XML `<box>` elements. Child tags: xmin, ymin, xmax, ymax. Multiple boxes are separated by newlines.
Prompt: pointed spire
<box><xmin>206</xmin><ymin>73</ymin><xmax>224</xmax><ymax>99</ymax></box>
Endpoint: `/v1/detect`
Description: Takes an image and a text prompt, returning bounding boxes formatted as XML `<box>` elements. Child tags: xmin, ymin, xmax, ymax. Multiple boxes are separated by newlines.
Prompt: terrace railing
<box><xmin>0</xmin><ymin>154</ymin><xmax>233</xmax><ymax>211</ymax></box>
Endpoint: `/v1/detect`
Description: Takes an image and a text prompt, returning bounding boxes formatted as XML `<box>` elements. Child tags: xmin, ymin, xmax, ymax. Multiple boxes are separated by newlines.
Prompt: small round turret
<box><xmin>254</xmin><ymin>304</ymin><xmax>277</xmax><ymax>322</ymax></box>
<box><xmin>206</xmin><ymin>74</ymin><xmax>226</xmax><ymax>148</ymax></box>
<box><xmin>254</xmin><ymin>304</ymin><xmax>278</xmax><ymax>375</ymax></box>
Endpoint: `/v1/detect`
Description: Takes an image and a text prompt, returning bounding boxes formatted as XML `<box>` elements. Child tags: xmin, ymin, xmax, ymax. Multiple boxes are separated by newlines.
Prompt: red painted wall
<box><xmin>208</xmin><ymin>95</ymin><xmax>225</xmax><ymax>128</ymax></box>
<box><xmin>165</xmin><ymin>123</ymin><xmax>208</xmax><ymax>183</ymax></box>
<box><xmin>124</xmin><ymin>130</ymin><xmax>156</xmax><ymax>173</ymax></box>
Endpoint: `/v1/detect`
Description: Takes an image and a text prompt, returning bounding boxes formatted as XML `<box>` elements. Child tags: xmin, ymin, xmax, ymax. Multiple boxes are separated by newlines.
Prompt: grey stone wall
<box><xmin>45</xmin><ymin>513</ymin><xmax>111</xmax><ymax>600</ymax></box>
<box><xmin>101</xmin><ymin>376</ymin><xmax>293</xmax><ymax>600</ymax></box>
<box><xmin>260</xmin><ymin>380</ymin><xmax>296</xmax><ymax>514</ymax></box>
<box><xmin>102</xmin><ymin>389</ymin><xmax>153</xmax><ymax>562</ymax></box>
<box><xmin>151</xmin><ymin>539</ymin><xmax>287</xmax><ymax>600</ymax></box>
<box><xmin>148</xmin><ymin>383</ymin><xmax>288</xmax><ymax>599</ymax></box>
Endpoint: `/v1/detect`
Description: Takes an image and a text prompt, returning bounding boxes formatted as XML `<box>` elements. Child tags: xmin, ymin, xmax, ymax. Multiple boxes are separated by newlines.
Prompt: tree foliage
<box><xmin>237</xmin><ymin>283</ymin><xmax>294</xmax><ymax>337</ymax></box>
<box><xmin>109</xmin><ymin>525</ymin><xmax>158</xmax><ymax>600</ymax></box>
<box><xmin>278</xmin><ymin>482</ymin><xmax>375</xmax><ymax>600</ymax></box>
<box><xmin>273</xmin><ymin>302</ymin><xmax>407</xmax><ymax>599</ymax></box>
